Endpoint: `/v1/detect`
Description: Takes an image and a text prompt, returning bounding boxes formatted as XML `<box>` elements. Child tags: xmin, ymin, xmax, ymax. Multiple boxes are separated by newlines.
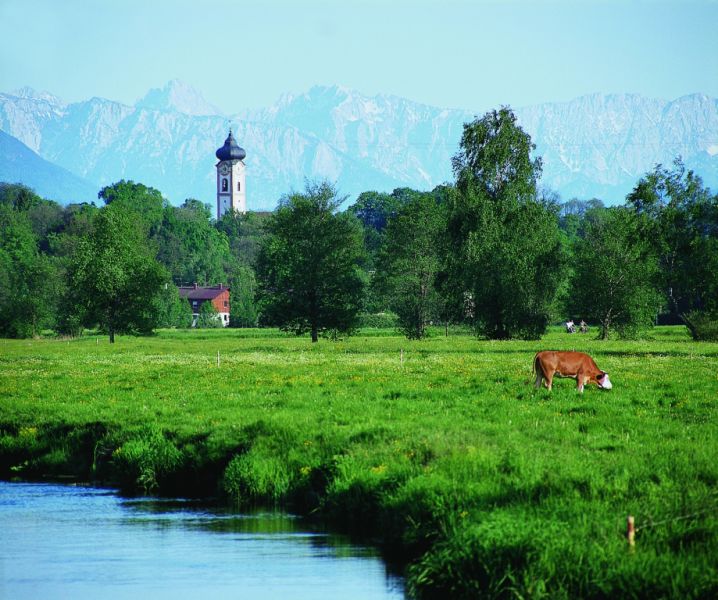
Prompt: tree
<box><xmin>157</xmin><ymin>199</ymin><xmax>230</xmax><ymax>285</ymax></box>
<box><xmin>349</xmin><ymin>190</ymin><xmax>406</xmax><ymax>270</ymax></box>
<box><xmin>0</xmin><ymin>183</ymin><xmax>43</xmax><ymax>212</ymax></box>
<box><xmin>452</xmin><ymin>107</ymin><xmax>542</xmax><ymax>204</ymax></box>
<box><xmin>627</xmin><ymin>159</ymin><xmax>718</xmax><ymax>322</ymax></box>
<box><xmin>215</xmin><ymin>209</ymin><xmax>269</xmax><ymax>267</ymax></box>
<box><xmin>67</xmin><ymin>205</ymin><xmax>167</xmax><ymax>342</ymax></box>
<box><xmin>98</xmin><ymin>180</ymin><xmax>165</xmax><ymax>236</ymax></box>
<box><xmin>196</xmin><ymin>300</ymin><xmax>222</xmax><ymax>328</ymax></box>
<box><xmin>155</xmin><ymin>284</ymin><xmax>193</xmax><ymax>329</ymax></box>
<box><xmin>445</xmin><ymin>108</ymin><xmax>565</xmax><ymax>339</ymax></box>
<box><xmin>227</xmin><ymin>264</ymin><xmax>259</xmax><ymax>327</ymax></box>
<box><xmin>0</xmin><ymin>204</ymin><xmax>59</xmax><ymax>338</ymax></box>
<box><xmin>256</xmin><ymin>181</ymin><xmax>366</xmax><ymax>342</ymax></box>
<box><xmin>373</xmin><ymin>193</ymin><xmax>444</xmax><ymax>339</ymax></box>
<box><xmin>569</xmin><ymin>207</ymin><xmax>661</xmax><ymax>339</ymax></box>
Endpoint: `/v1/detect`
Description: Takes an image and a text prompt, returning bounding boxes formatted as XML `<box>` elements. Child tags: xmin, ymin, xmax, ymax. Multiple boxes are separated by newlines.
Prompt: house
<box><xmin>178</xmin><ymin>284</ymin><xmax>230</xmax><ymax>327</ymax></box>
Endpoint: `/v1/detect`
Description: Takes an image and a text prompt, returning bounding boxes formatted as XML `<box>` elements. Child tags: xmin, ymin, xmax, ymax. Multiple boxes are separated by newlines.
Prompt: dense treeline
<box><xmin>1</xmin><ymin>108</ymin><xmax>717</xmax><ymax>341</ymax></box>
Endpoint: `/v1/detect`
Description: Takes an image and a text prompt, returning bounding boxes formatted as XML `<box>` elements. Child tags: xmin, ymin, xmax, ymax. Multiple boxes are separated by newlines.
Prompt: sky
<box><xmin>1</xmin><ymin>0</ymin><xmax>717</xmax><ymax>113</ymax></box>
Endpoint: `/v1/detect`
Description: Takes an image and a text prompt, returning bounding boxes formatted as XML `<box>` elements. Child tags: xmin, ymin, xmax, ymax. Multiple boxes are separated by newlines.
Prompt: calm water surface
<box><xmin>0</xmin><ymin>481</ymin><xmax>404</xmax><ymax>600</ymax></box>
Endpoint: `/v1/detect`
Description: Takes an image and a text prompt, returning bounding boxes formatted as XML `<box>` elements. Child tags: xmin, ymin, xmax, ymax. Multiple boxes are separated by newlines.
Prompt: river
<box><xmin>0</xmin><ymin>481</ymin><xmax>405</xmax><ymax>599</ymax></box>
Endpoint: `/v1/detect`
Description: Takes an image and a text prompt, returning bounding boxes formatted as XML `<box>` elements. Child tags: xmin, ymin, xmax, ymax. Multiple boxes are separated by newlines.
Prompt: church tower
<box><xmin>215</xmin><ymin>129</ymin><xmax>246</xmax><ymax>218</ymax></box>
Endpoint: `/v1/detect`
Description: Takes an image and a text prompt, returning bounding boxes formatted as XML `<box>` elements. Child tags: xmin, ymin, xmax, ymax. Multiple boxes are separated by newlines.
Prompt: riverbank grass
<box><xmin>1</xmin><ymin>327</ymin><xmax>717</xmax><ymax>598</ymax></box>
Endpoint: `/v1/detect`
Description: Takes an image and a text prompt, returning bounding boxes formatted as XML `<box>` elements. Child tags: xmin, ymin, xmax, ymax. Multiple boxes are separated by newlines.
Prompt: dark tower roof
<box><xmin>215</xmin><ymin>129</ymin><xmax>246</xmax><ymax>161</ymax></box>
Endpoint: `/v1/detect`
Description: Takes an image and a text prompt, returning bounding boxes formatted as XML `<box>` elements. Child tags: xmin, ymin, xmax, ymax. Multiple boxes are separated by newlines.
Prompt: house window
<box><xmin>224</xmin><ymin>314</ymin><xmax>229</xmax><ymax>322</ymax></box>
<box><xmin>222</xmin><ymin>178</ymin><xmax>228</xmax><ymax>192</ymax></box>
<box><xmin>192</xmin><ymin>301</ymin><xmax>198</xmax><ymax>307</ymax></box>
<box><xmin>224</xmin><ymin>301</ymin><xmax>228</xmax><ymax>307</ymax></box>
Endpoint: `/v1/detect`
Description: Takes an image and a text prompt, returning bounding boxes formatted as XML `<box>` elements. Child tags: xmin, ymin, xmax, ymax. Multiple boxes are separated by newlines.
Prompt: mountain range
<box><xmin>1</xmin><ymin>80</ymin><xmax>716</xmax><ymax>209</ymax></box>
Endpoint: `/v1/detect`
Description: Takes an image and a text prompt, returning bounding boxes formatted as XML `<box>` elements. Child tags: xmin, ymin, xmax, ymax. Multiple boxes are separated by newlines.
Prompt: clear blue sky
<box><xmin>1</xmin><ymin>0</ymin><xmax>716</xmax><ymax>112</ymax></box>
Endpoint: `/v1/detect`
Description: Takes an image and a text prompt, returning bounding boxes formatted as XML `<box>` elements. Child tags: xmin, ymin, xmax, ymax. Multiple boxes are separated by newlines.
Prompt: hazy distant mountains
<box><xmin>0</xmin><ymin>129</ymin><xmax>97</xmax><ymax>203</ymax></box>
<box><xmin>1</xmin><ymin>80</ymin><xmax>716</xmax><ymax>208</ymax></box>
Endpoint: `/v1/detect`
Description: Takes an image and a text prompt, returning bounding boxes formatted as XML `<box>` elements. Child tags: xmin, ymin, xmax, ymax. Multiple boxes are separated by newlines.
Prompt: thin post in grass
<box><xmin>627</xmin><ymin>515</ymin><xmax>636</xmax><ymax>550</ymax></box>
<box><xmin>217</xmin><ymin>350</ymin><xmax>220</xmax><ymax>368</ymax></box>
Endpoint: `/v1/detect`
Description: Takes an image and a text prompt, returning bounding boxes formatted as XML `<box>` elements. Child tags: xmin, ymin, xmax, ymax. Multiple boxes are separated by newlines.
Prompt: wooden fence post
<box><xmin>627</xmin><ymin>515</ymin><xmax>635</xmax><ymax>550</ymax></box>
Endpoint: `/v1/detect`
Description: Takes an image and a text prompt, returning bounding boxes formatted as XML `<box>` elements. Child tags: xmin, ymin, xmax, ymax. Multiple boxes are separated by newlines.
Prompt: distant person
<box><xmin>565</xmin><ymin>320</ymin><xmax>575</xmax><ymax>333</ymax></box>
<box><xmin>579</xmin><ymin>320</ymin><xmax>588</xmax><ymax>333</ymax></box>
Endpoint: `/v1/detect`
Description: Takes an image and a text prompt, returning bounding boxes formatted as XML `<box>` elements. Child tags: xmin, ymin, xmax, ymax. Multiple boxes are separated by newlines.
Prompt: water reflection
<box><xmin>0</xmin><ymin>482</ymin><xmax>405</xmax><ymax>600</ymax></box>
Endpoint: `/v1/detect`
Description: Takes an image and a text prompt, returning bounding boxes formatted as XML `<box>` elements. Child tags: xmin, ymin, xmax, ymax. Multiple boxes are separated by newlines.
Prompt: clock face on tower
<box><xmin>220</xmin><ymin>164</ymin><xmax>230</xmax><ymax>175</ymax></box>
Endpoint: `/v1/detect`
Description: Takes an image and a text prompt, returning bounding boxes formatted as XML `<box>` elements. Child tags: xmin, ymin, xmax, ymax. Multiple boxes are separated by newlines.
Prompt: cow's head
<box><xmin>596</xmin><ymin>372</ymin><xmax>612</xmax><ymax>390</ymax></box>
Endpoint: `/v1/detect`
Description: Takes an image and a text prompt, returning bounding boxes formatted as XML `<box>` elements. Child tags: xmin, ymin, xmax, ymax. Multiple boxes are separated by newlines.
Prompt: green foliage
<box><xmin>373</xmin><ymin>193</ymin><xmax>445</xmax><ymax>339</ymax></box>
<box><xmin>155</xmin><ymin>284</ymin><xmax>193</xmax><ymax>328</ymax></box>
<box><xmin>452</xmin><ymin>107</ymin><xmax>542</xmax><ymax>203</ymax></box>
<box><xmin>0</xmin><ymin>203</ymin><xmax>60</xmax><ymax>337</ymax></box>
<box><xmin>447</xmin><ymin>108</ymin><xmax>564</xmax><ymax>339</ymax></box>
<box><xmin>98</xmin><ymin>180</ymin><xmax>166</xmax><ymax>236</ymax></box>
<box><xmin>627</xmin><ymin>159</ymin><xmax>718</xmax><ymax>320</ymax></box>
<box><xmin>570</xmin><ymin>207</ymin><xmax>662</xmax><ymax>339</ymax></box>
<box><xmin>111</xmin><ymin>424</ymin><xmax>183</xmax><ymax>493</ymax></box>
<box><xmin>0</xmin><ymin>182</ymin><xmax>43</xmax><ymax>212</ymax></box>
<box><xmin>227</xmin><ymin>264</ymin><xmax>259</xmax><ymax>327</ymax></box>
<box><xmin>358</xmin><ymin>312</ymin><xmax>399</xmax><ymax>329</ymax></box>
<box><xmin>196</xmin><ymin>299</ymin><xmax>222</xmax><ymax>328</ymax></box>
<box><xmin>157</xmin><ymin>199</ymin><xmax>230</xmax><ymax>286</ymax></box>
<box><xmin>683</xmin><ymin>310</ymin><xmax>718</xmax><ymax>341</ymax></box>
<box><xmin>256</xmin><ymin>181</ymin><xmax>366</xmax><ymax>342</ymax></box>
<box><xmin>216</xmin><ymin>209</ymin><xmax>269</xmax><ymax>267</ymax></box>
<box><xmin>348</xmin><ymin>190</ymin><xmax>401</xmax><ymax>270</ymax></box>
<box><xmin>67</xmin><ymin>204</ymin><xmax>168</xmax><ymax>342</ymax></box>
<box><xmin>223</xmin><ymin>451</ymin><xmax>293</xmax><ymax>505</ymax></box>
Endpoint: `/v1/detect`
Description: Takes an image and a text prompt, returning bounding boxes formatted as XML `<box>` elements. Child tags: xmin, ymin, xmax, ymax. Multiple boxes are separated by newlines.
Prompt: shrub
<box><xmin>684</xmin><ymin>310</ymin><xmax>718</xmax><ymax>341</ymax></box>
<box><xmin>223</xmin><ymin>451</ymin><xmax>293</xmax><ymax>505</ymax></box>
<box><xmin>111</xmin><ymin>425</ymin><xmax>183</xmax><ymax>492</ymax></box>
<box><xmin>358</xmin><ymin>312</ymin><xmax>399</xmax><ymax>329</ymax></box>
<box><xmin>196</xmin><ymin>301</ymin><xmax>223</xmax><ymax>328</ymax></box>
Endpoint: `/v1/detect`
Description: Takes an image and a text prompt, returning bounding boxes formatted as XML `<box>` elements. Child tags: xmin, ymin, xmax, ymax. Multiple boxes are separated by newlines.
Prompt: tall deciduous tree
<box><xmin>570</xmin><ymin>207</ymin><xmax>661</xmax><ymax>339</ymax></box>
<box><xmin>68</xmin><ymin>205</ymin><xmax>167</xmax><ymax>343</ymax></box>
<box><xmin>446</xmin><ymin>107</ymin><xmax>565</xmax><ymax>339</ymax></box>
<box><xmin>373</xmin><ymin>193</ymin><xmax>444</xmax><ymax>339</ymax></box>
<box><xmin>627</xmin><ymin>159</ymin><xmax>718</xmax><ymax>322</ymax></box>
<box><xmin>227</xmin><ymin>264</ymin><xmax>259</xmax><ymax>327</ymax></box>
<box><xmin>256</xmin><ymin>181</ymin><xmax>366</xmax><ymax>342</ymax></box>
<box><xmin>98</xmin><ymin>180</ymin><xmax>166</xmax><ymax>236</ymax></box>
<box><xmin>0</xmin><ymin>204</ymin><xmax>59</xmax><ymax>338</ymax></box>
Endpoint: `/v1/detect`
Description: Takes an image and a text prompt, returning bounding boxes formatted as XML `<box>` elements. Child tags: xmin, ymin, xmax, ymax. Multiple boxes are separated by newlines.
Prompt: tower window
<box><xmin>237</xmin><ymin>181</ymin><xmax>241</xmax><ymax>191</ymax></box>
<box><xmin>222</xmin><ymin>178</ymin><xmax>228</xmax><ymax>192</ymax></box>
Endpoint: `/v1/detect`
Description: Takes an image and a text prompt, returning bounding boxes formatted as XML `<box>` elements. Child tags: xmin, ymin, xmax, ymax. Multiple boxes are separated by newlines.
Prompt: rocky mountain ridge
<box><xmin>0</xmin><ymin>83</ymin><xmax>716</xmax><ymax>208</ymax></box>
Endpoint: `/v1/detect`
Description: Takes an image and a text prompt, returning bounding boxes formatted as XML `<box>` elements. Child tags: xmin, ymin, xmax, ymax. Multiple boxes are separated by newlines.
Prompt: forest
<box><xmin>1</xmin><ymin>107</ymin><xmax>717</xmax><ymax>343</ymax></box>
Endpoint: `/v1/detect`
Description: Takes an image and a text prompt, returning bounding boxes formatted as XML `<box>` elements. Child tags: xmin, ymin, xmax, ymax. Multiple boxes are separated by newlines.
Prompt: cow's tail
<box><xmin>532</xmin><ymin>352</ymin><xmax>544</xmax><ymax>386</ymax></box>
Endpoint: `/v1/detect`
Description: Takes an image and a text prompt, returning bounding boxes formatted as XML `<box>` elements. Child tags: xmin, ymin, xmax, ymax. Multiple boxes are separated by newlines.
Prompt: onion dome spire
<box><xmin>215</xmin><ymin>128</ymin><xmax>246</xmax><ymax>161</ymax></box>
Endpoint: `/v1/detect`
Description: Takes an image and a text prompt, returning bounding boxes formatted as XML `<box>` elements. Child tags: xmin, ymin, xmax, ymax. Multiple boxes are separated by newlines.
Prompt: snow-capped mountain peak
<box><xmin>135</xmin><ymin>79</ymin><xmax>224</xmax><ymax>117</ymax></box>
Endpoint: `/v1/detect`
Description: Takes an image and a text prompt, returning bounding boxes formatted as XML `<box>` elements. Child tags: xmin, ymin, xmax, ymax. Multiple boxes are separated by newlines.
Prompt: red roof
<box><xmin>178</xmin><ymin>284</ymin><xmax>229</xmax><ymax>301</ymax></box>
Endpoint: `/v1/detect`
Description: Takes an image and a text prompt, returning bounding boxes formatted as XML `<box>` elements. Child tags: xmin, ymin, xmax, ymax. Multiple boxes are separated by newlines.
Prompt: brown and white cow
<box><xmin>533</xmin><ymin>351</ymin><xmax>612</xmax><ymax>393</ymax></box>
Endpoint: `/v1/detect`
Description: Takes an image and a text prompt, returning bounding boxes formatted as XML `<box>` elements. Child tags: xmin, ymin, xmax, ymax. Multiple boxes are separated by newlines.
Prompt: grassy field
<box><xmin>1</xmin><ymin>326</ymin><xmax>717</xmax><ymax>598</ymax></box>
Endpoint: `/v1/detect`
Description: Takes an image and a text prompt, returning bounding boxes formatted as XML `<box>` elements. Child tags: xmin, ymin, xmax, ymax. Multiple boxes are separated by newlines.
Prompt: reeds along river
<box><xmin>0</xmin><ymin>481</ymin><xmax>405</xmax><ymax>600</ymax></box>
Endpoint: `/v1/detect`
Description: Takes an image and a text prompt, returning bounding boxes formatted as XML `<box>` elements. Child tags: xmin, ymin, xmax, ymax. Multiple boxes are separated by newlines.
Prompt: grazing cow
<box><xmin>533</xmin><ymin>351</ymin><xmax>612</xmax><ymax>393</ymax></box>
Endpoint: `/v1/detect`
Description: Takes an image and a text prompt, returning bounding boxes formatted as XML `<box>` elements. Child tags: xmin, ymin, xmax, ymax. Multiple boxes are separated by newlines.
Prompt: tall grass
<box><xmin>1</xmin><ymin>326</ymin><xmax>717</xmax><ymax>597</ymax></box>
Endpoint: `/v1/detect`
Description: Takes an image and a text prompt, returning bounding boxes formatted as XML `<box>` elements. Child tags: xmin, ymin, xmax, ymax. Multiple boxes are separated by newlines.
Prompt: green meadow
<box><xmin>1</xmin><ymin>327</ymin><xmax>717</xmax><ymax>598</ymax></box>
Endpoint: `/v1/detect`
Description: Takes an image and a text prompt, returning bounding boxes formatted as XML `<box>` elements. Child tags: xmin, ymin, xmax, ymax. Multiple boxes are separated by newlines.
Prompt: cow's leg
<box><xmin>576</xmin><ymin>373</ymin><xmax>586</xmax><ymax>393</ymax></box>
<box><xmin>545</xmin><ymin>372</ymin><xmax>553</xmax><ymax>391</ymax></box>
